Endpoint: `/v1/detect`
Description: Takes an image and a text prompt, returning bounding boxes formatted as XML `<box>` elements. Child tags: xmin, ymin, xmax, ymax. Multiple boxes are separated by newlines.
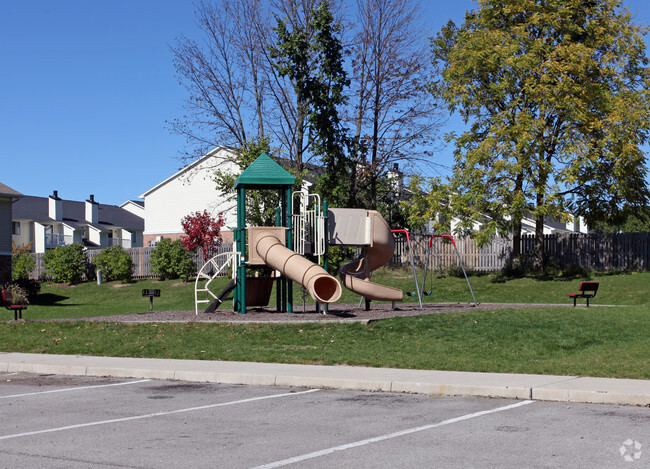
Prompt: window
<box><xmin>12</xmin><ymin>221</ymin><xmax>20</xmax><ymax>235</ymax></box>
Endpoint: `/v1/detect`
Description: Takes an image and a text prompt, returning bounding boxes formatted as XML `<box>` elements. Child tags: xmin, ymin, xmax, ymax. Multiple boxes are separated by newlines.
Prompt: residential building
<box><xmin>120</xmin><ymin>200</ymin><xmax>145</xmax><ymax>218</ymax></box>
<box><xmin>140</xmin><ymin>146</ymin><xmax>589</xmax><ymax>249</ymax></box>
<box><xmin>443</xmin><ymin>214</ymin><xmax>589</xmax><ymax>237</ymax></box>
<box><xmin>0</xmin><ymin>183</ymin><xmax>23</xmax><ymax>284</ymax></box>
<box><xmin>139</xmin><ymin>146</ymin><xmax>238</xmax><ymax>245</ymax></box>
<box><xmin>12</xmin><ymin>192</ymin><xmax>144</xmax><ymax>253</ymax></box>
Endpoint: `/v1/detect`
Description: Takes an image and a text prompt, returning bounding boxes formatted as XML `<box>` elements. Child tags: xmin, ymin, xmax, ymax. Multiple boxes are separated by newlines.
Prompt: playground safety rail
<box><xmin>194</xmin><ymin>251</ymin><xmax>241</xmax><ymax>315</ymax></box>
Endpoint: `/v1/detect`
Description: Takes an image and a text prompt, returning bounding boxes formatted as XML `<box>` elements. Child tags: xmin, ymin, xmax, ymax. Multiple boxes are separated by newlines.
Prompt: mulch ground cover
<box><xmin>59</xmin><ymin>302</ymin><xmax>563</xmax><ymax>324</ymax></box>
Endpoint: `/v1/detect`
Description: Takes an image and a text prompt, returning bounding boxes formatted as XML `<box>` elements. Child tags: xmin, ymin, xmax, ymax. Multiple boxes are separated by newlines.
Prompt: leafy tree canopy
<box><xmin>417</xmin><ymin>0</ymin><xmax>650</xmax><ymax>266</ymax></box>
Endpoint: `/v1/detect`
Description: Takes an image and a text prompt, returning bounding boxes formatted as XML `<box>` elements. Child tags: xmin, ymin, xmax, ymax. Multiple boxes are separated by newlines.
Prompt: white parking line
<box><xmin>0</xmin><ymin>388</ymin><xmax>321</xmax><ymax>441</ymax></box>
<box><xmin>0</xmin><ymin>379</ymin><xmax>151</xmax><ymax>399</ymax></box>
<box><xmin>252</xmin><ymin>400</ymin><xmax>536</xmax><ymax>469</ymax></box>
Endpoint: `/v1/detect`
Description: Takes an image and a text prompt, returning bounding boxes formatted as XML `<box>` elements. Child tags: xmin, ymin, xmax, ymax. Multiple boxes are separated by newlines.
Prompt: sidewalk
<box><xmin>1</xmin><ymin>352</ymin><xmax>648</xmax><ymax>406</ymax></box>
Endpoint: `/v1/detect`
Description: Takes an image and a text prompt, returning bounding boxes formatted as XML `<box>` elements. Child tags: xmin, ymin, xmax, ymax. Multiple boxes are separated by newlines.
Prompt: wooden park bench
<box><xmin>1</xmin><ymin>289</ymin><xmax>27</xmax><ymax>320</ymax></box>
<box><xmin>567</xmin><ymin>282</ymin><xmax>599</xmax><ymax>307</ymax></box>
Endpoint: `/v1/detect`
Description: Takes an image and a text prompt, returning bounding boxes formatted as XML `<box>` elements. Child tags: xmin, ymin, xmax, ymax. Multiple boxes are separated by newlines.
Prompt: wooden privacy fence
<box><xmin>519</xmin><ymin>232</ymin><xmax>650</xmax><ymax>271</ymax></box>
<box><xmin>28</xmin><ymin>233</ymin><xmax>650</xmax><ymax>279</ymax></box>
<box><xmin>31</xmin><ymin>243</ymin><xmax>235</xmax><ymax>280</ymax></box>
<box><xmin>391</xmin><ymin>234</ymin><xmax>511</xmax><ymax>272</ymax></box>
<box><xmin>391</xmin><ymin>232</ymin><xmax>650</xmax><ymax>272</ymax></box>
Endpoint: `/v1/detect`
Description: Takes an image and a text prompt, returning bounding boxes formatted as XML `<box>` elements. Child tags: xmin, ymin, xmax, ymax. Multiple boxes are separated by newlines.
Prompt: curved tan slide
<box><xmin>339</xmin><ymin>211</ymin><xmax>403</xmax><ymax>302</ymax></box>
<box><xmin>255</xmin><ymin>233</ymin><xmax>342</xmax><ymax>304</ymax></box>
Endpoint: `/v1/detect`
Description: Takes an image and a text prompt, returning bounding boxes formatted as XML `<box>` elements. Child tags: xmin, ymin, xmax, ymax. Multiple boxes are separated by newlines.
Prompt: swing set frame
<box><xmin>422</xmin><ymin>234</ymin><xmax>478</xmax><ymax>306</ymax></box>
<box><xmin>392</xmin><ymin>229</ymin><xmax>422</xmax><ymax>308</ymax></box>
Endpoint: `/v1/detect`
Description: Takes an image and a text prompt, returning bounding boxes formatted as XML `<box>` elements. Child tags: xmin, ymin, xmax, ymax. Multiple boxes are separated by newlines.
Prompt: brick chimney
<box><xmin>85</xmin><ymin>194</ymin><xmax>98</xmax><ymax>224</ymax></box>
<box><xmin>48</xmin><ymin>190</ymin><xmax>62</xmax><ymax>221</ymax></box>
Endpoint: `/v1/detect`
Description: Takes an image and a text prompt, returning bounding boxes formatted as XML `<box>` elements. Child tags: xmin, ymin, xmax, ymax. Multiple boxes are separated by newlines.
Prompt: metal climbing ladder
<box><xmin>292</xmin><ymin>191</ymin><xmax>325</xmax><ymax>264</ymax></box>
<box><xmin>194</xmin><ymin>250</ymin><xmax>241</xmax><ymax>314</ymax></box>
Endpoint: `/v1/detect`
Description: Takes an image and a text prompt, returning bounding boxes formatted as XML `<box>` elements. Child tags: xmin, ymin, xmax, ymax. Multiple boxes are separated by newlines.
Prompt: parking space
<box><xmin>0</xmin><ymin>372</ymin><xmax>647</xmax><ymax>468</ymax></box>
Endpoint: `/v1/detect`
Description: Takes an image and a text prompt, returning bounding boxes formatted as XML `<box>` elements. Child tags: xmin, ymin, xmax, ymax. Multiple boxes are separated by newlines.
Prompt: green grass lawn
<box><xmin>2</xmin><ymin>270</ymin><xmax>648</xmax><ymax>379</ymax></box>
<box><xmin>19</xmin><ymin>269</ymin><xmax>649</xmax><ymax>320</ymax></box>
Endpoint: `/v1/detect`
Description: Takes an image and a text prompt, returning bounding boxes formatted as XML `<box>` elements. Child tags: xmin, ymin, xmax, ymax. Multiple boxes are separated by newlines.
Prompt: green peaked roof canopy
<box><xmin>234</xmin><ymin>152</ymin><xmax>296</xmax><ymax>189</ymax></box>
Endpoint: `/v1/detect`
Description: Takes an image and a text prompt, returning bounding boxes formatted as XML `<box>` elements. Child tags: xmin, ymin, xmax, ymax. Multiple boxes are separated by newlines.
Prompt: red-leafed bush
<box><xmin>181</xmin><ymin>210</ymin><xmax>225</xmax><ymax>261</ymax></box>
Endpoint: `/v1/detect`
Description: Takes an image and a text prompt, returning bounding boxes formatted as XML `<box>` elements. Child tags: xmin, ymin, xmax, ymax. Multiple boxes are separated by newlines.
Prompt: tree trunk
<box><xmin>534</xmin><ymin>216</ymin><xmax>545</xmax><ymax>271</ymax></box>
<box><xmin>511</xmin><ymin>217</ymin><xmax>522</xmax><ymax>264</ymax></box>
<box><xmin>294</xmin><ymin>99</ymin><xmax>307</xmax><ymax>175</ymax></box>
<box><xmin>534</xmin><ymin>185</ymin><xmax>545</xmax><ymax>271</ymax></box>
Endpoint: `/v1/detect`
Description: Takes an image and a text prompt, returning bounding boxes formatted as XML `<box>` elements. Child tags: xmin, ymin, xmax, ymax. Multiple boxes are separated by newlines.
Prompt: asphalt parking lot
<box><xmin>0</xmin><ymin>372</ymin><xmax>647</xmax><ymax>468</ymax></box>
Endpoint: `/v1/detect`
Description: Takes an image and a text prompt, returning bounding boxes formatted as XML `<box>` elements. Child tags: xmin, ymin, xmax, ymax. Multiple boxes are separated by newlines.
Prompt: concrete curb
<box><xmin>1</xmin><ymin>353</ymin><xmax>648</xmax><ymax>406</ymax></box>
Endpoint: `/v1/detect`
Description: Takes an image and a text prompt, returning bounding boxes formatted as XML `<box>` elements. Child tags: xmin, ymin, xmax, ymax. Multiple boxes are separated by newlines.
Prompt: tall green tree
<box><xmin>591</xmin><ymin>207</ymin><xmax>650</xmax><ymax>232</ymax></box>
<box><xmin>271</xmin><ymin>0</ymin><xmax>352</xmax><ymax>207</ymax></box>
<box><xmin>425</xmin><ymin>0</ymin><xmax>650</xmax><ymax>268</ymax></box>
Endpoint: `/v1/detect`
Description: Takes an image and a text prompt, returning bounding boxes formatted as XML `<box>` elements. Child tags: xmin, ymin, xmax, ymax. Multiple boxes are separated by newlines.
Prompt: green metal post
<box><xmin>275</xmin><ymin>205</ymin><xmax>282</xmax><ymax>312</ymax></box>
<box><xmin>323</xmin><ymin>200</ymin><xmax>329</xmax><ymax>314</ymax></box>
<box><xmin>235</xmin><ymin>187</ymin><xmax>247</xmax><ymax>314</ymax></box>
<box><xmin>286</xmin><ymin>187</ymin><xmax>293</xmax><ymax>313</ymax></box>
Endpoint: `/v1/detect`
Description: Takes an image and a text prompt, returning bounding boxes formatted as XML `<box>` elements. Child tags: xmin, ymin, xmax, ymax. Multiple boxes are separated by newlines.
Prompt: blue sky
<box><xmin>2</xmin><ymin>0</ymin><xmax>649</xmax><ymax>206</ymax></box>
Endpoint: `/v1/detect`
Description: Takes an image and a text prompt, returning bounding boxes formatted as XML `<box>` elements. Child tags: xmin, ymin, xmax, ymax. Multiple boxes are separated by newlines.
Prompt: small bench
<box><xmin>1</xmin><ymin>289</ymin><xmax>27</xmax><ymax>320</ymax></box>
<box><xmin>567</xmin><ymin>282</ymin><xmax>599</xmax><ymax>307</ymax></box>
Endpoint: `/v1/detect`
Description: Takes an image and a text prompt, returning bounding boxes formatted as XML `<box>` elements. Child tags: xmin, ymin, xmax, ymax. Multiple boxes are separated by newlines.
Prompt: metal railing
<box><xmin>106</xmin><ymin>238</ymin><xmax>131</xmax><ymax>248</ymax></box>
<box><xmin>45</xmin><ymin>234</ymin><xmax>72</xmax><ymax>249</ymax></box>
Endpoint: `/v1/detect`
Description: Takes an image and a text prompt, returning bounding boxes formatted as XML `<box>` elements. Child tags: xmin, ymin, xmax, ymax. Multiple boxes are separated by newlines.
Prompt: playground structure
<box><xmin>332</xmin><ymin>209</ymin><xmax>404</xmax><ymax>310</ymax></box>
<box><xmin>194</xmin><ymin>153</ymin><xmax>402</xmax><ymax>314</ymax></box>
<box><xmin>194</xmin><ymin>152</ymin><xmax>477</xmax><ymax>314</ymax></box>
<box><xmin>247</xmin><ymin>226</ymin><xmax>341</xmax><ymax>305</ymax></box>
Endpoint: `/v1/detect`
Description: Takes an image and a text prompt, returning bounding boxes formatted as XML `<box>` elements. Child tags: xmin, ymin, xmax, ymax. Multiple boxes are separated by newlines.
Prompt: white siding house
<box><xmin>445</xmin><ymin>214</ymin><xmax>589</xmax><ymax>236</ymax></box>
<box><xmin>139</xmin><ymin>147</ymin><xmax>239</xmax><ymax>245</ymax></box>
<box><xmin>120</xmin><ymin>200</ymin><xmax>145</xmax><ymax>218</ymax></box>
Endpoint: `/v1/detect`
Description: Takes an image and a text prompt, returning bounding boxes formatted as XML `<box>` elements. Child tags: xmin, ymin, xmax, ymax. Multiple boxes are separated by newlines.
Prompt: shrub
<box><xmin>12</xmin><ymin>242</ymin><xmax>35</xmax><ymax>281</ymax></box>
<box><xmin>4</xmin><ymin>284</ymin><xmax>29</xmax><ymax>305</ymax></box>
<box><xmin>150</xmin><ymin>239</ymin><xmax>196</xmax><ymax>281</ymax></box>
<box><xmin>181</xmin><ymin>210</ymin><xmax>225</xmax><ymax>261</ymax></box>
<box><xmin>12</xmin><ymin>278</ymin><xmax>41</xmax><ymax>300</ymax></box>
<box><xmin>42</xmin><ymin>243</ymin><xmax>87</xmax><ymax>284</ymax></box>
<box><xmin>93</xmin><ymin>245</ymin><xmax>134</xmax><ymax>283</ymax></box>
<box><xmin>326</xmin><ymin>246</ymin><xmax>355</xmax><ymax>275</ymax></box>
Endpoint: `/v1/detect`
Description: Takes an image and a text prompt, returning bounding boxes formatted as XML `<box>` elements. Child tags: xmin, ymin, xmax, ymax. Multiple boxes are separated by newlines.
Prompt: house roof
<box><xmin>0</xmin><ymin>182</ymin><xmax>23</xmax><ymax>199</ymax></box>
<box><xmin>12</xmin><ymin>196</ymin><xmax>144</xmax><ymax>232</ymax></box>
<box><xmin>139</xmin><ymin>146</ymin><xmax>235</xmax><ymax>198</ymax></box>
<box><xmin>234</xmin><ymin>152</ymin><xmax>296</xmax><ymax>189</ymax></box>
<box><xmin>121</xmin><ymin>200</ymin><xmax>144</xmax><ymax>208</ymax></box>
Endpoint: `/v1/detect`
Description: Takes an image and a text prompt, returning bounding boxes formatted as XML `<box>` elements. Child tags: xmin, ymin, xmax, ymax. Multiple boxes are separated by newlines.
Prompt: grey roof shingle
<box><xmin>12</xmin><ymin>196</ymin><xmax>144</xmax><ymax>232</ymax></box>
<box><xmin>0</xmin><ymin>183</ymin><xmax>23</xmax><ymax>198</ymax></box>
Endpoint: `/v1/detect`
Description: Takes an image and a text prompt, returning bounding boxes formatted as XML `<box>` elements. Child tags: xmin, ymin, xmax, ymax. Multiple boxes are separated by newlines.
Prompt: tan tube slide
<box><xmin>339</xmin><ymin>211</ymin><xmax>403</xmax><ymax>302</ymax></box>
<box><xmin>255</xmin><ymin>233</ymin><xmax>342</xmax><ymax>304</ymax></box>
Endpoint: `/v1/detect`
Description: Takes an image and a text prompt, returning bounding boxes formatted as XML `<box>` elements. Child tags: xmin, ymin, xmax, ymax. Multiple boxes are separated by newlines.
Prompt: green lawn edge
<box><xmin>2</xmin><ymin>271</ymin><xmax>648</xmax><ymax>380</ymax></box>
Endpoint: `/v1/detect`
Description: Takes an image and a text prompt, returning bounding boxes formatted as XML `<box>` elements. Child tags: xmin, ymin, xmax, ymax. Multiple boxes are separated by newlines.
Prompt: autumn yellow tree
<box><xmin>416</xmin><ymin>0</ymin><xmax>650</xmax><ymax>269</ymax></box>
